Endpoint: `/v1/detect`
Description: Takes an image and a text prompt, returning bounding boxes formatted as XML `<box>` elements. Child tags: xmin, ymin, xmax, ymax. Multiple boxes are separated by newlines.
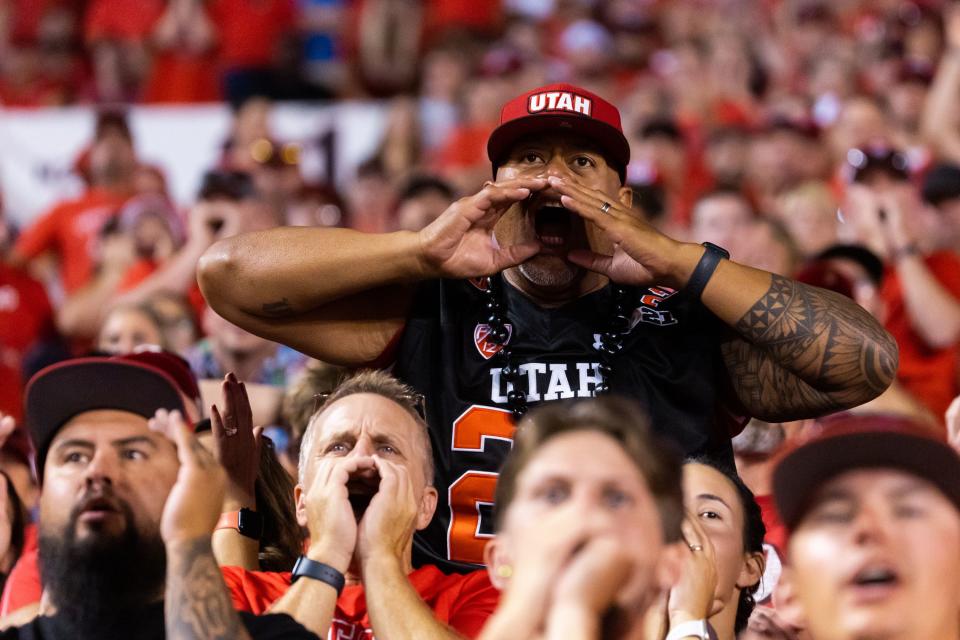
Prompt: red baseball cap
<box><xmin>487</xmin><ymin>83</ymin><xmax>630</xmax><ymax>182</ymax></box>
<box><xmin>772</xmin><ymin>413</ymin><xmax>960</xmax><ymax>531</ymax></box>
<box><xmin>24</xmin><ymin>352</ymin><xmax>195</xmax><ymax>481</ymax></box>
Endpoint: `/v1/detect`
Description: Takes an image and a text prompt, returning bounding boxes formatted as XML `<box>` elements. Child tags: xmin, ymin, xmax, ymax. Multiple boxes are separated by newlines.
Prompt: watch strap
<box><xmin>685</xmin><ymin>242</ymin><xmax>729</xmax><ymax>300</ymax></box>
<box><xmin>291</xmin><ymin>556</ymin><xmax>346</xmax><ymax>595</ymax></box>
<box><xmin>665</xmin><ymin>619</ymin><xmax>710</xmax><ymax>640</ymax></box>
<box><xmin>215</xmin><ymin>508</ymin><xmax>263</xmax><ymax>540</ymax></box>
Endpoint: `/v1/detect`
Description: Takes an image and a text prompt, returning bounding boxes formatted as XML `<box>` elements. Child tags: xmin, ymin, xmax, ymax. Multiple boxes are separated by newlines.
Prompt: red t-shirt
<box><xmin>0</xmin><ymin>523</ymin><xmax>40</xmax><ymax>617</ymax></box>
<box><xmin>142</xmin><ymin>52</ymin><xmax>221</xmax><ymax>104</ymax></box>
<box><xmin>13</xmin><ymin>188</ymin><xmax>129</xmax><ymax>294</ymax></box>
<box><xmin>881</xmin><ymin>251</ymin><xmax>960</xmax><ymax>418</ymax></box>
<box><xmin>208</xmin><ymin>0</ymin><xmax>296</xmax><ymax>69</ymax></box>
<box><xmin>0</xmin><ymin>263</ymin><xmax>52</xmax><ymax>420</ymax></box>
<box><xmin>221</xmin><ymin>564</ymin><xmax>498</xmax><ymax>639</ymax></box>
<box><xmin>84</xmin><ymin>0</ymin><xmax>165</xmax><ymax>43</ymax></box>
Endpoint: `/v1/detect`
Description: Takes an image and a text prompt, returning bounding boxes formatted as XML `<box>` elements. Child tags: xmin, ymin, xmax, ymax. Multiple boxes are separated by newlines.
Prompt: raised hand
<box><xmin>302</xmin><ymin>456</ymin><xmax>375</xmax><ymax>572</ymax></box>
<box><xmin>418</xmin><ymin>177</ymin><xmax>547</xmax><ymax>279</ymax></box>
<box><xmin>838</xmin><ymin>184</ymin><xmax>889</xmax><ymax>258</ymax></box>
<box><xmin>549</xmin><ymin>533</ymin><xmax>632</xmax><ymax>615</ymax></box>
<box><xmin>668</xmin><ymin>513</ymin><xmax>720</xmax><ymax>625</ymax></box>
<box><xmin>547</xmin><ymin>176</ymin><xmax>683</xmax><ymax>287</ymax></box>
<box><xmin>500</xmin><ymin>509</ymin><xmax>609</xmax><ymax>628</ymax></box>
<box><xmin>210</xmin><ymin>372</ymin><xmax>262</xmax><ymax>510</ymax></box>
<box><xmin>149</xmin><ymin>409</ymin><xmax>227</xmax><ymax>544</ymax></box>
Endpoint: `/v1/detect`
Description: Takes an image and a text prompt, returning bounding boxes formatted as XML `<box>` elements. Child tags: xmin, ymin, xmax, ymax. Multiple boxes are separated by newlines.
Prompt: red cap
<box><xmin>772</xmin><ymin>413</ymin><xmax>960</xmax><ymax>531</ymax></box>
<box><xmin>117</xmin><ymin>349</ymin><xmax>201</xmax><ymax>407</ymax></box>
<box><xmin>24</xmin><ymin>351</ymin><xmax>196</xmax><ymax>481</ymax></box>
<box><xmin>487</xmin><ymin>83</ymin><xmax>630</xmax><ymax>182</ymax></box>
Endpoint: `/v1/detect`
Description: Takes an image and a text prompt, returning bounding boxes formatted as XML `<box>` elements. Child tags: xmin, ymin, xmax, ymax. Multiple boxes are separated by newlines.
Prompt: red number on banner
<box><xmin>447</xmin><ymin>405</ymin><xmax>516</xmax><ymax>564</ymax></box>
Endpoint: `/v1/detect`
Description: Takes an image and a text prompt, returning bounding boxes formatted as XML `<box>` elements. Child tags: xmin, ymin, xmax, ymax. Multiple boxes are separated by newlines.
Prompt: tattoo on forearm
<box><xmin>722</xmin><ymin>275</ymin><xmax>899</xmax><ymax>420</ymax></box>
<box><xmin>166</xmin><ymin>538</ymin><xmax>251</xmax><ymax>640</ymax></box>
<box><xmin>261</xmin><ymin>297</ymin><xmax>295</xmax><ymax>317</ymax></box>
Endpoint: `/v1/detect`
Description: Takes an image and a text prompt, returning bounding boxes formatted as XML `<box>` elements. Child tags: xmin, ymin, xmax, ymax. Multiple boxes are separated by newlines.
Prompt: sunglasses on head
<box><xmin>312</xmin><ymin>391</ymin><xmax>427</xmax><ymax>421</ymax></box>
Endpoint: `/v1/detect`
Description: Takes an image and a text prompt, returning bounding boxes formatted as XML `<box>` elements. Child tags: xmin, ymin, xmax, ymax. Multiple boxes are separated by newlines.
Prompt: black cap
<box><xmin>25</xmin><ymin>357</ymin><xmax>188</xmax><ymax>481</ymax></box>
<box><xmin>773</xmin><ymin>414</ymin><xmax>960</xmax><ymax>531</ymax></box>
<box><xmin>815</xmin><ymin>243</ymin><xmax>885</xmax><ymax>286</ymax></box>
<box><xmin>921</xmin><ymin>163</ymin><xmax>960</xmax><ymax>206</ymax></box>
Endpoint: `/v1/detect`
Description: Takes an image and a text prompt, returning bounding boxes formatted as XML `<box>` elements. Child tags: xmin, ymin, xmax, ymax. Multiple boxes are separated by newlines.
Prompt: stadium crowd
<box><xmin>2</xmin><ymin>0</ymin><xmax>960</xmax><ymax>639</ymax></box>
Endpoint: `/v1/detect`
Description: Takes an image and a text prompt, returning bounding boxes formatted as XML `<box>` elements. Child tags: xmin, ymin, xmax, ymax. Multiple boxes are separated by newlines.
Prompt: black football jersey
<box><xmin>392</xmin><ymin>275</ymin><xmax>741</xmax><ymax>573</ymax></box>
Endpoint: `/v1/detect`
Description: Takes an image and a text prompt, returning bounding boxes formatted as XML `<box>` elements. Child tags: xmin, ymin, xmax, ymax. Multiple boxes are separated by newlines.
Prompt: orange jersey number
<box><xmin>447</xmin><ymin>405</ymin><xmax>516</xmax><ymax>564</ymax></box>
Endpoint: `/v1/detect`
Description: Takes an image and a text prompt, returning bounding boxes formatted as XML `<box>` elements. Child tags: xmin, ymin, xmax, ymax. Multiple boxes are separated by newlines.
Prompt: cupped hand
<box><xmin>668</xmin><ymin>513</ymin><xmax>720</xmax><ymax>624</ymax></box>
<box><xmin>303</xmin><ymin>455</ymin><xmax>376</xmax><ymax>572</ymax></box>
<box><xmin>550</xmin><ymin>533</ymin><xmax>633</xmax><ymax>614</ymax></box>
<box><xmin>548</xmin><ymin>176</ymin><xmax>686</xmax><ymax>287</ymax></box>
<box><xmin>356</xmin><ymin>455</ymin><xmax>420</xmax><ymax>564</ymax></box>
<box><xmin>418</xmin><ymin>177</ymin><xmax>547</xmax><ymax>279</ymax></box>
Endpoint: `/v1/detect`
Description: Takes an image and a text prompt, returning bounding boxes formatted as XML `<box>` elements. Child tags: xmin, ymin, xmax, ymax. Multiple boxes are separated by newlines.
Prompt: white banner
<box><xmin>0</xmin><ymin>102</ymin><xmax>389</xmax><ymax>228</ymax></box>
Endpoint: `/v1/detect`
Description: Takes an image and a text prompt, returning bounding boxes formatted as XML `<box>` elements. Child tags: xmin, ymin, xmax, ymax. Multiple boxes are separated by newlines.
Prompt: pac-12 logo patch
<box><xmin>474</xmin><ymin>323</ymin><xmax>513</xmax><ymax>360</ymax></box>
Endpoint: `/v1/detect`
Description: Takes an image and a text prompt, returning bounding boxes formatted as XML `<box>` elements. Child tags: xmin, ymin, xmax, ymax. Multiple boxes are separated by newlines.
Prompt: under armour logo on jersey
<box><xmin>474</xmin><ymin>323</ymin><xmax>513</xmax><ymax>360</ymax></box>
<box><xmin>527</xmin><ymin>91</ymin><xmax>592</xmax><ymax>116</ymax></box>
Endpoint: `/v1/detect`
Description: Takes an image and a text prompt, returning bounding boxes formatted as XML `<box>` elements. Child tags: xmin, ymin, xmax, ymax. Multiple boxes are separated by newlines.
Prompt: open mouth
<box><xmin>346</xmin><ymin>472</ymin><xmax>380</xmax><ymax>522</ymax></box>
<box><xmin>75</xmin><ymin>495</ymin><xmax>123</xmax><ymax>523</ymax></box>
<box><xmin>847</xmin><ymin>565</ymin><xmax>901</xmax><ymax>602</ymax></box>
<box><xmin>533</xmin><ymin>202</ymin><xmax>575</xmax><ymax>248</ymax></box>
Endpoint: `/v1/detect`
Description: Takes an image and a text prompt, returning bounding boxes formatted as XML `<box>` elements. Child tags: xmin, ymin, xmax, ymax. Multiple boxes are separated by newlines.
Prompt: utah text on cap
<box><xmin>527</xmin><ymin>91</ymin><xmax>593</xmax><ymax>116</ymax></box>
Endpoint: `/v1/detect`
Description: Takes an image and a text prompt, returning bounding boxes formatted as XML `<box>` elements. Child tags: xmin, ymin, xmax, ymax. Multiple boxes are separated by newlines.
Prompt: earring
<box><xmin>496</xmin><ymin>564</ymin><xmax>513</xmax><ymax>579</ymax></box>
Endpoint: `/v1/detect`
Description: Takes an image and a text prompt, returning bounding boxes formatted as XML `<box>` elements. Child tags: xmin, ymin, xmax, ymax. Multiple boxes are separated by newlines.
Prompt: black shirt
<box><xmin>0</xmin><ymin>601</ymin><xmax>318</xmax><ymax>640</ymax></box>
<box><xmin>393</xmin><ymin>276</ymin><xmax>742</xmax><ymax>572</ymax></box>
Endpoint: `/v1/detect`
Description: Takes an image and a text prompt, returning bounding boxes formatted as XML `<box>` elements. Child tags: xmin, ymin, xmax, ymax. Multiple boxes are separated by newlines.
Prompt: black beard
<box><xmin>38</xmin><ymin>495</ymin><xmax>167</xmax><ymax>639</ymax></box>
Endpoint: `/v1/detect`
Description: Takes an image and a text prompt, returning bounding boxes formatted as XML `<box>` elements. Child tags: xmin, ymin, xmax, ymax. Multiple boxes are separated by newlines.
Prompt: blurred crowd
<box><xmin>4</xmin><ymin>0</ymin><xmax>960</xmax><ymax>428</ymax></box>
<box><xmin>2</xmin><ymin>0</ymin><xmax>960</xmax><ymax>639</ymax></box>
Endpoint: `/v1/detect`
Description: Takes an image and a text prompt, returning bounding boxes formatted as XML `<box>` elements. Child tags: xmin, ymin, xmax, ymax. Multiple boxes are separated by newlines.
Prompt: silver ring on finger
<box><xmin>599</xmin><ymin>201</ymin><xmax>612</xmax><ymax>214</ymax></box>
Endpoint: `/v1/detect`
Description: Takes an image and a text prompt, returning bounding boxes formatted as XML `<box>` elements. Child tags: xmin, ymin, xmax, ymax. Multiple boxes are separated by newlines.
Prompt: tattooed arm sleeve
<box><xmin>165</xmin><ymin>538</ymin><xmax>253</xmax><ymax>640</ymax></box>
<box><xmin>719</xmin><ymin>274</ymin><xmax>899</xmax><ymax>421</ymax></box>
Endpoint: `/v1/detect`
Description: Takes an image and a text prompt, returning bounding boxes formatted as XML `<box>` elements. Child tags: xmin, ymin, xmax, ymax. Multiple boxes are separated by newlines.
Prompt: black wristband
<box><xmin>685</xmin><ymin>242</ymin><xmax>729</xmax><ymax>300</ymax></box>
<box><xmin>291</xmin><ymin>556</ymin><xmax>346</xmax><ymax>594</ymax></box>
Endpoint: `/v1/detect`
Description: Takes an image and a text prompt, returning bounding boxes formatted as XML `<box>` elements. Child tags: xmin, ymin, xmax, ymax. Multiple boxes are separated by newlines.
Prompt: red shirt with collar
<box><xmin>13</xmin><ymin>188</ymin><xmax>129</xmax><ymax>293</ymax></box>
<box><xmin>221</xmin><ymin>564</ymin><xmax>498</xmax><ymax>639</ymax></box>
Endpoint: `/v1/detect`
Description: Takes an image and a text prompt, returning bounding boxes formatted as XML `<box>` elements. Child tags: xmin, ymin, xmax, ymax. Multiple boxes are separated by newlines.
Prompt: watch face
<box><xmin>237</xmin><ymin>508</ymin><xmax>264</xmax><ymax>538</ymax></box>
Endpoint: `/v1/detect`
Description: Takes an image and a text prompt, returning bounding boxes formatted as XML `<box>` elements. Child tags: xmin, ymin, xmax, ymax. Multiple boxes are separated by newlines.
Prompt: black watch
<box><xmin>215</xmin><ymin>507</ymin><xmax>263</xmax><ymax>540</ymax></box>
<box><xmin>685</xmin><ymin>242</ymin><xmax>729</xmax><ymax>300</ymax></box>
<box><xmin>291</xmin><ymin>556</ymin><xmax>346</xmax><ymax>595</ymax></box>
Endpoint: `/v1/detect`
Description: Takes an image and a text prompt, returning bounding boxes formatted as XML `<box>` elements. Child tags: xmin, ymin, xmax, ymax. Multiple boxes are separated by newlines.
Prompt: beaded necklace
<box><xmin>480</xmin><ymin>274</ymin><xmax>632</xmax><ymax>420</ymax></box>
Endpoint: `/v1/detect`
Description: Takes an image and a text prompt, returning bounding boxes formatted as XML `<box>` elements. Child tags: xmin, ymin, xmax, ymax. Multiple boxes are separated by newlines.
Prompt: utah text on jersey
<box><xmin>490</xmin><ymin>361</ymin><xmax>604</xmax><ymax>403</ymax></box>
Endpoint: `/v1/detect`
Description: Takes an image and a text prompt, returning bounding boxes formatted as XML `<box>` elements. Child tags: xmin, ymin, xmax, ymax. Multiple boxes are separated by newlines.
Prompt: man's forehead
<box><xmin>522</xmin><ymin>432</ymin><xmax>646</xmax><ymax>486</ymax></box>
<box><xmin>811</xmin><ymin>467</ymin><xmax>942</xmax><ymax>502</ymax></box>
<box><xmin>52</xmin><ymin>409</ymin><xmax>154</xmax><ymax>444</ymax></box>
<box><xmin>506</xmin><ymin>131</ymin><xmax>609</xmax><ymax>158</ymax></box>
<box><xmin>314</xmin><ymin>394</ymin><xmax>419</xmax><ymax>441</ymax></box>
